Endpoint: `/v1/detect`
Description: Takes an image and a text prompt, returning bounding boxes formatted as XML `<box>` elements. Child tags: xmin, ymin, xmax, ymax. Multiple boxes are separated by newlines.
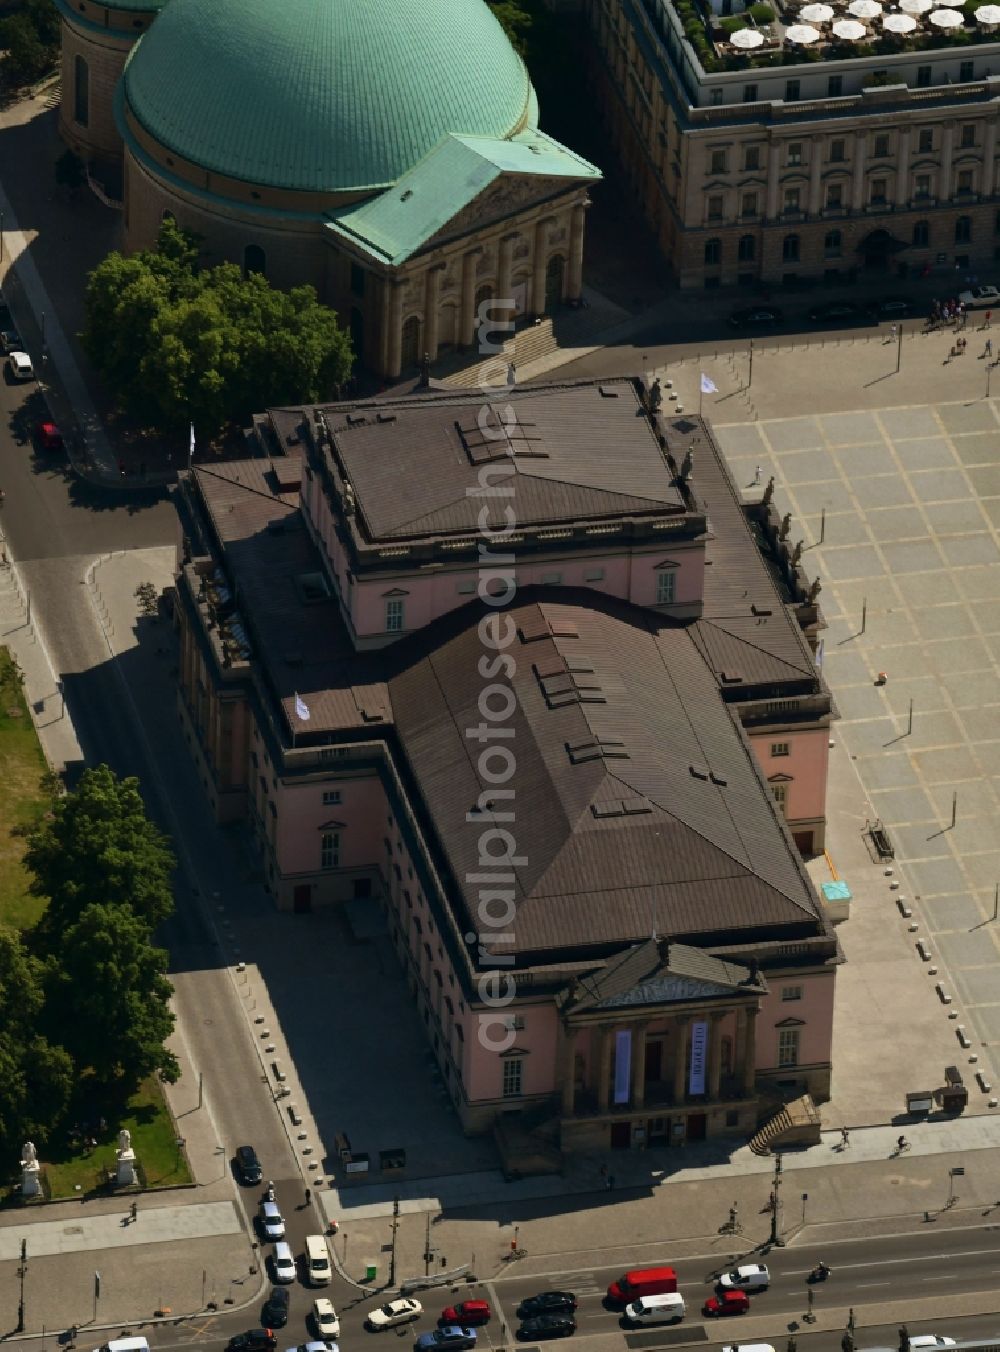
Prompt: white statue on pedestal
<box><xmin>116</xmin><ymin>1128</ymin><xmax>136</xmax><ymax>1187</ymax></box>
<box><xmin>118</xmin><ymin>1129</ymin><xmax>131</xmax><ymax>1152</ymax></box>
<box><xmin>20</xmin><ymin>1141</ymin><xmax>40</xmax><ymax>1197</ymax></box>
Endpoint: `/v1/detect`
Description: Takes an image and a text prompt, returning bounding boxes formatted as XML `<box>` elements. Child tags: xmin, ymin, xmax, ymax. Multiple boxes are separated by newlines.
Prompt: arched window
<box><xmin>782</xmin><ymin>233</ymin><xmax>800</xmax><ymax>263</ymax></box>
<box><xmin>913</xmin><ymin>220</ymin><xmax>929</xmax><ymax>247</ymax></box>
<box><xmin>704</xmin><ymin>237</ymin><xmax>722</xmax><ymax>266</ymax></box>
<box><xmin>737</xmin><ymin>234</ymin><xmax>755</xmax><ymax>262</ymax></box>
<box><xmin>74</xmin><ymin>55</ymin><xmax>89</xmax><ymax>127</ymax></box>
<box><xmin>824</xmin><ymin>230</ymin><xmax>842</xmax><ymax>257</ymax></box>
<box><xmin>243</xmin><ymin>244</ymin><xmax>266</xmax><ymax>278</ymax></box>
<box><xmin>955</xmin><ymin>215</ymin><xmax>972</xmax><ymax>244</ymax></box>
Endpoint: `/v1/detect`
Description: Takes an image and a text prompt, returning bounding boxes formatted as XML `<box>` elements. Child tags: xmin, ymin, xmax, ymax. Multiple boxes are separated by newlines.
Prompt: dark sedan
<box><xmin>518</xmin><ymin>1315</ymin><xmax>576</xmax><ymax>1340</ymax></box>
<box><xmin>229</xmin><ymin>1333</ymin><xmax>276</xmax><ymax>1352</ymax></box>
<box><xmin>262</xmin><ymin>1288</ymin><xmax>290</xmax><ymax>1329</ymax></box>
<box><xmin>866</xmin><ymin>296</ymin><xmax>911</xmax><ymax>319</ymax></box>
<box><xmin>517</xmin><ymin>1293</ymin><xmax>578</xmax><ymax>1318</ymax></box>
<box><xmin>807</xmin><ymin>301</ymin><xmax>864</xmax><ymax>323</ymax></box>
<box><xmin>729</xmin><ymin>305</ymin><xmax>783</xmax><ymax>328</ymax></box>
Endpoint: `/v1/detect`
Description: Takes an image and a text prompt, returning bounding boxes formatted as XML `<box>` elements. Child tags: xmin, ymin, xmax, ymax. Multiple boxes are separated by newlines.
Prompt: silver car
<box><xmin>260</xmin><ymin>1199</ymin><xmax>285</xmax><ymax>1240</ymax></box>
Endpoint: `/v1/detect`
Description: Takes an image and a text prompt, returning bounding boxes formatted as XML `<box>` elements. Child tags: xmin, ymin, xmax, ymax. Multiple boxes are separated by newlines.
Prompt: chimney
<box><xmin>744</xmin><ymin>957</ymin><xmax>760</xmax><ymax>985</ymax></box>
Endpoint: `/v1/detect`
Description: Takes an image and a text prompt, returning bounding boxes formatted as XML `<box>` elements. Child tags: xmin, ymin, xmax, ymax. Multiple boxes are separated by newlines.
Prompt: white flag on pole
<box><xmin>188</xmin><ymin>422</ymin><xmax>196</xmax><ymax>467</ymax></box>
<box><xmin>294</xmin><ymin>692</ymin><xmax>311</xmax><ymax>721</ymax></box>
<box><xmin>700</xmin><ymin>373</ymin><xmax>718</xmax><ymax>394</ymax></box>
<box><xmin>815</xmin><ymin>639</ymin><xmax>825</xmax><ymax>669</ymax></box>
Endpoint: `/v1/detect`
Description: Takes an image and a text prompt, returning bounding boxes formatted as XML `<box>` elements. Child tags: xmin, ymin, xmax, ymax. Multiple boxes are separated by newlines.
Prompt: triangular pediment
<box><xmin>654</xmin><ymin>558</ymin><xmax>682</xmax><ymax>571</ymax></box>
<box><xmin>768</xmin><ymin>772</ymin><xmax>794</xmax><ymax>783</ymax></box>
<box><xmin>775</xmin><ymin>1015</ymin><xmax>805</xmax><ymax>1028</ymax></box>
<box><xmin>595</xmin><ymin>972</ymin><xmax>740</xmax><ymax>1009</ymax></box>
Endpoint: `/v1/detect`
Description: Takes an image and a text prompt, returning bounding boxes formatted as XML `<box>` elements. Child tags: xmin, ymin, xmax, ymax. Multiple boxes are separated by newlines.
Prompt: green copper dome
<box><xmin>121</xmin><ymin>0</ymin><xmax>536</xmax><ymax>194</ymax></box>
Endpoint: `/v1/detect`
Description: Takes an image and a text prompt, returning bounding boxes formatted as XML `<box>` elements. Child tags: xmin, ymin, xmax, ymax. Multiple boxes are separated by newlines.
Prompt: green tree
<box><xmin>0</xmin><ymin>13</ymin><xmax>49</xmax><ymax>84</ymax></box>
<box><xmin>27</xmin><ymin>764</ymin><xmax>175</xmax><ymax>942</ymax></box>
<box><xmin>83</xmin><ymin>219</ymin><xmax>353</xmax><ymax>438</ymax></box>
<box><xmin>45</xmin><ymin>903</ymin><xmax>178</xmax><ymax>1086</ymax></box>
<box><xmin>488</xmin><ymin>0</ymin><xmax>533</xmax><ymax>54</ymax></box>
<box><xmin>0</xmin><ymin>927</ymin><xmax>73</xmax><ymax>1155</ymax></box>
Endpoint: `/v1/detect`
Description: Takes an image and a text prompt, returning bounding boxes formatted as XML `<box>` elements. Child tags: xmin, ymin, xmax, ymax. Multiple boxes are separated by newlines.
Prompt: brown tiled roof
<box><xmin>321</xmin><ymin>381</ymin><xmax>687</xmax><ymax>543</ymax></box>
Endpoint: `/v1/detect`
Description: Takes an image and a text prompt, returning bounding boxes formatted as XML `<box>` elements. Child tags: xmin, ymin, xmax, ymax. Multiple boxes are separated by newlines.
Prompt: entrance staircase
<box><xmin>748</xmin><ymin>1093</ymin><xmax>822</xmax><ymax>1155</ymax></box>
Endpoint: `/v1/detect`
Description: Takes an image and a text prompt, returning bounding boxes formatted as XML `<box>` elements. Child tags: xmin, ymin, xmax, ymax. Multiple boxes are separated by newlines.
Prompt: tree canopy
<box><xmin>27</xmin><ymin>764</ymin><xmax>176</xmax><ymax>940</ymax></box>
<box><xmin>82</xmin><ymin>218</ymin><xmax>354</xmax><ymax>439</ymax></box>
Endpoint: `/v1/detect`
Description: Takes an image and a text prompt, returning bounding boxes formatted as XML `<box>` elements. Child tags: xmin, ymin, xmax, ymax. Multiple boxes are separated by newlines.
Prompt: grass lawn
<box><xmin>41</xmin><ymin>1075</ymin><xmax>193</xmax><ymax>1198</ymax></box>
<box><xmin>0</xmin><ymin>647</ymin><xmax>52</xmax><ymax>929</ymax></box>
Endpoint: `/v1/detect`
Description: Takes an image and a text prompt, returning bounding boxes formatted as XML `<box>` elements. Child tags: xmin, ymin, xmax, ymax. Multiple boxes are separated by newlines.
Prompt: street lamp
<box><xmin>389</xmin><ymin>1195</ymin><xmax>400</xmax><ymax>1287</ymax></box>
<box><xmin>17</xmin><ymin>1237</ymin><xmax>27</xmax><ymax>1333</ymax></box>
<box><xmin>768</xmin><ymin>1153</ymin><xmax>784</xmax><ymax>1246</ymax></box>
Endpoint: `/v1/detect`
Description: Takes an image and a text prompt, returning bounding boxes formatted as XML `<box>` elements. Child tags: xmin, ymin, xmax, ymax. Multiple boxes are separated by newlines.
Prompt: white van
<box><xmin>95</xmin><ymin>1340</ymin><xmax>151</xmax><ymax>1352</ymax></box>
<box><xmin>624</xmin><ymin>1293</ymin><xmax>686</xmax><ymax>1325</ymax></box>
<box><xmin>304</xmin><ymin>1233</ymin><xmax>332</xmax><ymax>1286</ymax></box>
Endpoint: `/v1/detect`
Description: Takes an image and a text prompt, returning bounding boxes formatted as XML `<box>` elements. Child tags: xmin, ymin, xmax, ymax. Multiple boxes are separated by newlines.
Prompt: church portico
<box><xmin>556</xmin><ymin>939</ymin><xmax>766</xmax><ymax>1151</ymax></box>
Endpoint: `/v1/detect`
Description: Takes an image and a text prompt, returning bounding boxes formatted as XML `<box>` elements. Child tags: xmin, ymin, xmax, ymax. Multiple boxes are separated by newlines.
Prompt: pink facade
<box><xmin>749</xmin><ymin>726</ymin><xmax>831</xmax><ymax>838</ymax></box>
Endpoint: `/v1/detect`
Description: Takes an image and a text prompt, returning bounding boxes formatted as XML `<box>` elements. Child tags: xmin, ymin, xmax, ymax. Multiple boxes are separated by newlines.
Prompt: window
<box><xmin>704</xmin><ymin>237</ymin><xmax>722</xmax><ymax>265</ymax></box>
<box><xmin>960</xmin><ymin>60</ymin><xmax>974</xmax><ymax>81</ymax></box>
<box><xmin>913</xmin><ymin>220</ymin><xmax>929</xmax><ymax>246</ymax></box>
<box><xmin>243</xmin><ymin>244</ymin><xmax>266</xmax><ymax>278</ymax></box>
<box><xmin>782</xmin><ymin>985</ymin><xmax>804</xmax><ymax>1001</ymax></box>
<box><xmin>772</xmin><ymin>782</ymin><xmax>788</xmax><ymax>810</ymax></box>
<box><xmin>870</xmin><ymin>178</ymin><xmax>887</xmax><ymax>205</ymax></box>
<box><xmin>783</xmin><ymin>187</ymin><xmax>801</xmax><ymax>214</ymax></box>
<box><xmin>710</xmin><ymin>87</ymin><xmax>723</xmax><ymax>104</ymax></box>
<box><xmin>320</xmin><ymin>831</ymin><xmax>340</xmax><ymax>870</ymax></box>
<box><xmin>915</xmin><ymin>174</ymin><xmax>931</xmax><ymax>199</ymax></box>
<box><xmin>874</xmin><ymin>134</ymin><xmax>890</xmax><ymax>158</ymax></box>
<box><xmin>916</xmin><ymin>65</ymin><xmax>931</xmax><ymax>88</ymax></box>
<box><xmin>584</xmin><ymin>567</ymin><xmax>606</xmax><ymax>581</ymax></box>
<box><xmin>782</xmin><ymin>234</ymin><xmax>800</xmax><ymax>263</ymax></box>
<box><xmin>777</xmin><ymin>1028</ymin><xmax>800</xmax><ymax>1067</ymax></box>
<box><xmin>744</xmin><ymin>146</ymin><xmax>760</xmax><ymax>171</ymax></box>
<box><xmin>956</xmin><ymin>215</ymin><xmax>972</xmax><ymax>243</ymax></box>
<box><xmin>710</xmin><ymin>149</ymin><xmax>728</xmax><ymax>174</ymax></box>
<box><xmin>787</xmin><ymin>142</ymin><xmax>802</xmax><ymax>166</ymax></box>
<box><xmin>74</xmin><ymin>54</ymin><xmax>89</xmax><ymax>127</ymax></box>
<box><xmin>743</xmin><ymin>83</ymin><xmax>758</xmax><ymax>102</ymax></box>
<box><xmin>322</xmin><ymin>790</ymin><xmax>342</xmax><ymax>805</ymax></box>
<box><xmin>957</xmin><ymin>169</ymin><xmax>974</xmax><ymax>194</ymax></box>
<box><xmin>824</xmin><ymin>230</ymin><xmax>842</xmax><ymax>257</ymax></box>
<box><xmin>771</xmin><ymin>742</ymin><xmax>791</xmax><ymax>756</ymax></box>
<box><xmin>741</xmin><ymin>191</ymin><xmax>758</xmax><ymax>217</ymax></box>
<box><xmin>827</xmin><ymin>74</ymin><xmax>843</xmax><ymax>96</ymax></box>
<box><xmin>502</xmin><ymin>1058</ymin><xmax>523</xmax><ymax>1098</ymax></box>
<box><xmin>541</xmin><ymin>571</ymin><xmax>563</xmax><ymax>585</ymax></box>
<box><xmin>656</xmin><ymin>571</ymin><xmax>677</xmax><ymax>605</ymax></box>
<box><xmin>707</xmin><ymin>194</ymin><xmax>724</xmax><ymax>221</ymax></box>
<box><xmin>350</xmin><ymin>263</ymin><xmax>366</xmax><ymax>296</ymax></box>
<box><xmin>830</xmin><ymin>138</ymin><xmax>845</xmax><ymax>162</ymax></box>
<box><xmin>785</xmin><ymin>80</ymin><xmax>800</xmax><ymax>102</ymax></box>
<box><xmin>385</xmin><ymin>597</ymin><xmax>405</xmax><ymax>632</ymax></box>
<box><xmin>961</xmin><ymin>123</ymin><xmax>976</xmax><ymax>148</ymax></box>
<box><xmin>738</xmin><ymin>234</ymin><xmax>756</xmax><ymax>262</ymax></box>
<box><xmin>918</xmin><ymin>128</ymin><xmax>933</xmax><ymax>153</ymax></box>
<box><xmin>826</xmin><ymin>184</ymin><xmax>843</xmax><ymax>210</ymax></box>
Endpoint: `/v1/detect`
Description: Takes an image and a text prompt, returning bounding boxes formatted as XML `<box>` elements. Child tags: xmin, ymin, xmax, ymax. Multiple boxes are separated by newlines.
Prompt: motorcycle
<box><xmin>808</xmin><ymin>1265</ymin><xmax>831</xmax><ymax>1283</ymax></box>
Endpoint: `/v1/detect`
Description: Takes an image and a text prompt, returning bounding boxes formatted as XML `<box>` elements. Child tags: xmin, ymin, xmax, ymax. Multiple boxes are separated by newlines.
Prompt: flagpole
<box><xmin>699</xmin><ymin>383</ymin><xmax>703</xmax><ymax>417</ymax></box>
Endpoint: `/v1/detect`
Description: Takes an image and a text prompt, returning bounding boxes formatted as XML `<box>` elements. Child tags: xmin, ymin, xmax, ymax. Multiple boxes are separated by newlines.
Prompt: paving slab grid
<box><xmin>663</xmin><ymin>322</ymin><xmax>1000</xmax><ymax>1100</ymax></box>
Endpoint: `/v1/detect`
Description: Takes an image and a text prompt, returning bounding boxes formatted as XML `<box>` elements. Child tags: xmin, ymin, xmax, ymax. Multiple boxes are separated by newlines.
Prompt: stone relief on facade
<box><xmin>427</xmin><ymin>174</ymin><xmax>563</xmax><ymax>246</ymax></box>
<box><xmin>599</xmin><ymin>975</ymin><xmax>736</xmax><ymax>1007</ymax></box>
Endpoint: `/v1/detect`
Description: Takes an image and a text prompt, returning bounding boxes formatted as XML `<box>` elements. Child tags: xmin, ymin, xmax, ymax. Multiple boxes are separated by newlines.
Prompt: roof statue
<box><xmin>118</xmin><ymin>1128</ymin><xmax>132</xmax><ymax>1152</ymax></box>
<box><xmin>21</xmin><ymin>1141</ymin><xmax>37</xmax><ymax>1164</ymax></box>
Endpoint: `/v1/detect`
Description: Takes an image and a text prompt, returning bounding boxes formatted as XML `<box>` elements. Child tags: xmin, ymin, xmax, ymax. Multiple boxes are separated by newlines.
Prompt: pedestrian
<box><xmin>130</xmin><ymin>1199</ymin><xmax>138</xmax><ymax>1220</ymax></box>
<box><xmin>987</xmin><ymin>310</ymin><xmax>993</xmax><ymax>329</ymax></box>
<box><xmin>305</xmin><ymin>1187</ymin><xmax>312</xmax><ymax>1206</ymax></box>
<box><xmin>841</xmin><ymin>1126</ymin><xmax>850</xmax><ymax>1148</ymax></box>
<box><xmin>896</xmin><ymin>1134</ymin><xmax>909</xmax><ymax>1153</ymax></box>
<box><xmin>890</xmin><ymin>323</ymin><xmax>897</xmax><ymax>344</ymax></box>
<box><xmin>985</xmin><ymin>339</ymin><xmax>993</xmax><ymax>358</ymax></box>
<box><xmin>607</xmin><ymin>1173</ymin><xmax>616</xmax><ymax>1191</ymax></box>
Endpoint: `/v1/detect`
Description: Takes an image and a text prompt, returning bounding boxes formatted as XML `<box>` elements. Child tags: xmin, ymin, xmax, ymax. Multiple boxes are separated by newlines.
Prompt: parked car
<box><xmin>704</xmin><ymin>1291</ymin><xmax>750</xmax><ymax>1317</ymax></box>
<box><xmin>367</xmin><ymin>1298</ymin><xmax>424</xmax><ymax>1330</ymax></box>
<box><xmin>607</xmin><ymin>1267</ymin><xmax>677</xmax><ymax>1305</ymax></box>
<box><xmin>723</xmin><ymin>1344</ymin><xmax>776</xmax><ymax>1352</ymax></box>
<box><xmin>414</xmin><ymin>1328</ymin><xmax>477</xmax><ymax>1352</ymax></box>
<box><xmin>729</xmin><ymin>305</ymin><xmax>783</xmax><ymax>328</ymax></box>
<box><xmin>260</xmin><ymin>1200</ymin><xmax>285</xmax><ymax>1240</ymax></box>
<box><xmin>623</xmin><ymin>1294</ymin><xmax>685</xmax><ymax>1326</ymax></box>
<box><xmin>8</xmin><ymin>351</ymin><xmax>33</xmax><ymax>380</ymax></box>
<box><xmin>440</xmin><ymin>1302</ymin><xmax>490</xmax><ymax>1327</ymax></box>
<box><xmin>517</xmin><ymin>1315</ymin><xmax>576</xmax><ymax>1340</ymax></box>
<box><xmin>228</xmin><ymin>1332</ymin><xmax>276</xmax><ymax>1352</ymax></box>
<box><xmin>866</xmin><ymin>297</ymin><xmax>911</xmax><ymax>319</ymax></box>
<box><xmin>718</xmin><ymin>1264</ymin><xmax>770</xmax><ymax>1292</ymax></box>
<box><xmin>235</xmin><ymin>1145</ymin><xmax>262</xmax><ymax>1184</ymax></box>
<box><xmin>312</xmin><ymin>1299</ymin><xmax>340</xmax><ymax>1339</ymax></box>
<box><xmin>1</xmin><ymin>329</ymin><xmax>24</xmax><ymax>354</ymax></box>
<box><xmin>271</xmin><ymin>1241</ymin><xmax>296</xmax><ymax>1283</ymax></box>
<box><xmin>284</xmin><ymin>1343</ymin><xmax>337</xmax><ymax>1352</ymax></box>
<box><xmin>959</xmin><ymin>285</ymin><xmax>1000</xmax><ymax>308</ymax></box>
<box><xmin>807</xmin><ymin>301</ymin><xmax>864</xmax><ymax>323</ymax></box>
<box><xmin>517</xmin><ymin>1294</ymin><xmax>577</xmax><ymax>1318</ymax></box>
<box><xmin>909</xmin><ymin>1340</ymin><xmax>956</xmax><ymax>1350</ymax></box>
<box><xmin>35</xmin><ymin>421</ymin><xmax>63</xmax><ymax>451</ymax></box>
<box><xmin>262</xmin><ymin>1289</ymin><xmax>289</xmax><ymax>1329</ymax></box>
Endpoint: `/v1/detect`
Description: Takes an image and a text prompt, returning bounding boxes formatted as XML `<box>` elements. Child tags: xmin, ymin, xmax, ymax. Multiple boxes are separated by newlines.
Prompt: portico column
<box><xmin>387</xmin><ymin>280</ymin><xmax>405</xmax><ymax>378</ymax></box>
<box><xmin>497</xmin><ymin>233</ymin><xmax>517</xmax><ymax>311</ymax></box>
<box><xmin>765</xmin><ymin>146</ymin><xmax>780</xmax><ymax>220</ymax></box>
<box><xmin>851</xmin><ymin>132</ymin><xmax>867</xmax><ymax>212</ymax></box>
<box><xmin>672</xmin><ymin>1015</ymin><xmax>690</xmax><ymax>1105</ymax></box>
<box><xmin>939</xmin><ymin>124</ymin><xmax>954</xmax><ymax>200</ymax></box>
<box><xmin>597</xmin><ymin>1024</ymin><xmax>614</xmax><ymax>1112</ymax></box>
<box><xmin>632</xmin><ymin>1023</ymin><xmax>649</xmax><ymax>1110</ymax></box>
<box><xmin>741</xmin><ymin>1008</ymin><xmax>759</xmax><ymax>1096</ymax></box>
<box><xmin>895</xmin><ymin>127</ymin><xmax>911</xmax><ymax>206</ymax></box>
<box><xmin>707</xmin><ymin>1011</ymin><xmax>726</xmax><ymax>1101</ymax></box>
<box><xmin>531</xmin><ymin>218</ymin><xmax>550</xmax><ymax>316</ymax></box>
<box><xmin>423</xmin><ymin>264</ymin><xmax>444</xmax><ymax>361</ymax></box>
<box><xmin>559</xmin><ymin>1024</ymin><xmax>577</xmax><ymax>1117</ymax></box>
<box><xmin>807</xmin><ymin>141</ymin><xmax>823</xmax><ymax>217</ymax></box>
<box><xmin>567</xmin><ymin>203</ymin><xmax>587</xmax><ymax>300</ymax></box>
<box><xmin>984</xmin><ymin>119</ymin><xmax>997</xmax><ymax>198</ymax></box>
<box><xmin>459</xmin><ymin>249</ymin><xmax>481</xmax><ymax>347</ymax></box>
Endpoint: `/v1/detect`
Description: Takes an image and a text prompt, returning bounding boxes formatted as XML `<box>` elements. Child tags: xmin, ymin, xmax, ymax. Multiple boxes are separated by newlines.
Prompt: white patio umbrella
<box><xmin>929</xmin><ymin>7</ymin><xmax>963</xmax><ymax>24</ymax></box>
<box><xmin>800</xmin><ymin>3</ymin><xmax>834</xmax><ymax>19</ymax></box>
<box><xmin>731</xmin><ymin>26</ymin><xmax>766</xmax><ymax>44</ymax></box>
<box><xmin>832</xmin><ymin>16</ymin><xmax>867</xmax><ymax>33</ymax></box>
<box><xmin>975</xmin><ymin>4</ymin><xmax>1000</xmax><ymax>21</ymax></box>
<box><xmin>899</xmin><ymin>0</ymin><xmax>932</xmax><ymax>14</ymax></box>
<box><xmin>785</xmin><ymin>21</ymin><xmax>822</xmax><ymax>39</ymax></box>
<box><xmin>848</xmin><ymin>0</ymin><xmax>883</xmax><ymax>17</ymax></box>
<box><xmin>884</xmin><ymin>12</ymin><xmax>917</xmax><ymax>27</ymax></box>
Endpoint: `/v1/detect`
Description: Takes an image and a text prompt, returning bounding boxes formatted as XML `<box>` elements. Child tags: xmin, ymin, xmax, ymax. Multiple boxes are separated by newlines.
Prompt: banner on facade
<box><xmin>689</xmin><ymin>1020</ymin><xmax>708</xmax><ymax>1095</ymax></box>
<box><xmin>614</xmin><ymin>1029</ymin><xmax>632</xmax><ymax>1104</ymax></box>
